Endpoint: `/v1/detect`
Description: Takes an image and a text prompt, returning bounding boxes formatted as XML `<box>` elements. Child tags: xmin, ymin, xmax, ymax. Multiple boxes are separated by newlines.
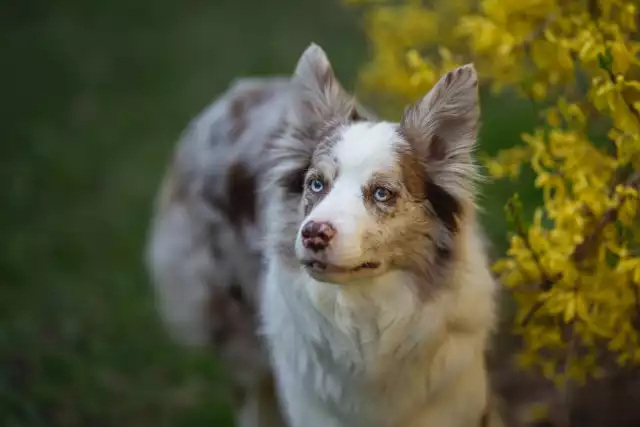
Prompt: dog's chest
<box><xmin>263</xmin><ymin>268</ymin><xmax>445</xmax><ymax>425</ymax></box>
<box><xmin>309</xmin><ymin>277</ymin><xmax>427</xmax><ymax>366</ymax></box>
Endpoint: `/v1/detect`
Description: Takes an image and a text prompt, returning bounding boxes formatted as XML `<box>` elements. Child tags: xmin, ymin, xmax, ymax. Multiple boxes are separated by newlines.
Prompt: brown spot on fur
<box><xmin>444</xmin><ymin>70</ymin><xmax>453</xmax><ymax>86</ymax></box>
<box><xmin>428</xmin><ymin>134</ymin><xmax>447</xmax><ymax>161</ymax></box>
<box><xmin>283</xmin><ymin>163</ymin><xmax>310</xmax><ymax>195</ymax></box>
<box><xmin>226</xmin><ymin>162</ymin><xmax>257</xmax><ymax>229</ymax></box>
<box><xmin>232</xmin><ymin>385</ymin><xmax>246</xmax><ymax>407</ymax></box>
<box><xmin>208</xmin><ymin>279</ymin><xmax>256</xmax><ymax>347</ymax></box>
<box><xmin>203</xmin><ymin>162</ymin><xmax>257</xmax><ymax>230</ymax></box>
<box><xmin>228</xmin><ymin>282</ymin><xmax>244</xmax><ymax>303</ymax></box>
<box><xmin>391</xmin><ymin>139</ymin><xmax>462</xmax><ymax>278</ymax></box>
<box><xmin>231</xmin><ymin>373</ymin><xmax>284</xmax><ymax>424</ymax></box>
<box><xmin>479</xmin><ymin>407</ymin><xmax>490</xmax><ymax>427</ymax></box>
<box><xmin>207</xmin><ymin>223</ymin><xmax>224</xmax><ymax>259</ymax></box>
<box><xmin>348</xmin><ymin>104</ymin><xmax>368</xmax><ymax>122</ymax></box>
<box><xmin>425</xmin><ymin>180</ymin><xmax>460</xmax><ymax>233</ymax></box>
<box><xmin>209</xmin><ymin>288</ymin><xmax>233</xmax><ymax>346</ymax></box>
<box><xmin>396</xmin><ymin>145</ymin><xmax>427</xmax><ymax>200</ymax></box>
<box><xmin>396</xmin><ymin>141</ymin><xmax>461</xmax><ymax>233</ymax></box>
<box><xmin>228</xmin><ymin>89</ymin><xmax>272</xmax><ymax>141</ymax></box>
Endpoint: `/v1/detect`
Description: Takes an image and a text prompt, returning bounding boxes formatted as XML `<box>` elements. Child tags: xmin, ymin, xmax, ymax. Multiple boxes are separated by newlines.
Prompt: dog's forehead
<box><xmin>331</xmin><ymin>122</ymin><xmax>403</xmax><ymax>180</ymax></box>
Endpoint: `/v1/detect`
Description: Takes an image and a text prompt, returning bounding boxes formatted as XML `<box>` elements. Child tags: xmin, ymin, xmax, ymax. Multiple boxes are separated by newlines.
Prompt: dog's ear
<box><xmin>400</xmin><ymin>64</ymin><xmax>480</xmax><ymax>200</ymax></box>
<box><xmin>290</xmin><ymin>43</ymin><xmax>358</xmax><ymax>126</ymax></box>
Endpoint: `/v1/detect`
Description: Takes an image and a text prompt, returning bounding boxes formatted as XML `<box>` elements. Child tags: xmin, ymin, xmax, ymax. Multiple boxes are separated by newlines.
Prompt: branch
<box><xmin>520</xmin><ymin>172</ymin><xmax>640</xmax><ymax>326</ymax></box>
<box><xmin>522</xmin><ymin>13</ymin><xmax>557</xmax><ymax>46</ymax></box>
<box><xmin>588</xmin><ymin>0</ymin><xmax>601</xmax><ymax>21</ymax></box>
<box><xmin>557</xmin><ymin>321</ymin><xmax>578</xmax><ymax>427</ymax></box>
<box><xmin>571</xmin><ymin>206</ymin><xmax>618</xmax><ymax>263</ymax></box>
<box><xmin>509</xmin><ymin>203</ymin><xmax>555</xmax><ymax>290</ymax></box>
<box><xmin>521</xmin><ymin>299</ymin><xmax>547</xmax><ymax>327</ymax></box>
<box><xmin>576</xmin><ymin>171</ymin><xmax>636</xmax><ymax>249</ymax></box>
<box><xmin>604</xmin><ymin>66</ymin><xmax>640</xmax><ymax>124</ymax></box>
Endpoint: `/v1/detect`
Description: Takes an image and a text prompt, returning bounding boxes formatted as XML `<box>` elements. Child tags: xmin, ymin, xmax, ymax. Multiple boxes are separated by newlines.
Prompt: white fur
<box><xmin>262</xmin><ymin>224</ymin><xmax>497</xmax><ymax>427</ymax></box>
<box><xmin>146</xmin><ymin>188</ymin><xmax>212</xmax><ymax>346</ymax></box>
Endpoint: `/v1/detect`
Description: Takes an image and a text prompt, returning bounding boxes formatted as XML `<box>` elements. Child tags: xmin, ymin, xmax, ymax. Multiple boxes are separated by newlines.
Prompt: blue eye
<box><xmin>373</xmin><ymin>187</ymin><xmax>392</xmax><ymax>202</ymax></box>
<box><xmin>308</xmin><ymin>178</ymin><xmax>325</xmax><ymax>193</ymax></box>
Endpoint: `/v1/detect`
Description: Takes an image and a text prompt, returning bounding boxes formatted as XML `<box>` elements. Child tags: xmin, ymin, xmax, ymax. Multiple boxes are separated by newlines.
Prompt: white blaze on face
<box><xmin>296</xmin><ymin>122</ymin><xmax>403</xmax><ymax>266</ymax></box>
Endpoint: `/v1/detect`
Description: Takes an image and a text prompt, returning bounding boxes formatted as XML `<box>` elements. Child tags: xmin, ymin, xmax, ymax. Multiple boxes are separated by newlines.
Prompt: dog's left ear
<box><xmin>400</xmin><ymin>64</ymin><xmax>480</xmax><ymax>199</ymax></box>
<box><xmin>290</xmin><ymin>43</ymin><xmax>361</xmax><ymax>126</ymax></box>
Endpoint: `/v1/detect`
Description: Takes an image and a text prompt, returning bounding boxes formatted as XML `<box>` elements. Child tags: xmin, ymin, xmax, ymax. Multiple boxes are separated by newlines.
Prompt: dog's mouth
<box><xmin>302</xmin><ymin>260</ymin><xmax>381</xmax><ymax>274</ymax></box>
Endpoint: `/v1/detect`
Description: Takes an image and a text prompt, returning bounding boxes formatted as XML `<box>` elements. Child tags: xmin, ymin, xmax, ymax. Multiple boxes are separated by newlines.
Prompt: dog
<box><xmin>259</xmin><ymin>44</ymin><xmax>503</xmax><ymax>427</ymax></box>
<box><xmin>146</xmin><ymin>42</ymin><xmax>503</xmax><ymax>427</ymax></box>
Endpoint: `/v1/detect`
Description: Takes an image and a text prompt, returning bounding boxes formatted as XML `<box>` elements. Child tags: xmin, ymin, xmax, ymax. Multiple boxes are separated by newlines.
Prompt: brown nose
<box><xmin>301</xmin><ymin>220</ymin><xmax>336</xmax><ymax>251</ymax></box>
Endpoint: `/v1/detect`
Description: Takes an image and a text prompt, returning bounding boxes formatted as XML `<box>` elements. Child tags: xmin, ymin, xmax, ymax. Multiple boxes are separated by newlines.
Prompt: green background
<box><xmin>1</xmin><ymin>0</ymin><xmax>537</xmax><ymax>425</ymax></box>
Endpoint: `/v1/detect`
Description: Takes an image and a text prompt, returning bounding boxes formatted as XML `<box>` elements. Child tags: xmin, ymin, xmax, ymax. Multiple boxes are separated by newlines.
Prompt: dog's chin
<box><xmin>300</xmin><ymin>259</ymin><xmax>385</xmax><ymax>284</ymax></box>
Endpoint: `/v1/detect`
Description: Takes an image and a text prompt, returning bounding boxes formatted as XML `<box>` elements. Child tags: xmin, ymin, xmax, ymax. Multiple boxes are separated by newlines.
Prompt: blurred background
<box><xmin>1</xmin><ymin>0</ymin><xmax>538</xmax><ymax>426</ymax></box>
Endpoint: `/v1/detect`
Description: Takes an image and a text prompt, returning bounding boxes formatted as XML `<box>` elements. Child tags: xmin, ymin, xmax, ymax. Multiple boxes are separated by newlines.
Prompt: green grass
<box><xmin>1</xmin><ymin>1</ymin><xmax>538</xmax><ymax>426</ymax></box>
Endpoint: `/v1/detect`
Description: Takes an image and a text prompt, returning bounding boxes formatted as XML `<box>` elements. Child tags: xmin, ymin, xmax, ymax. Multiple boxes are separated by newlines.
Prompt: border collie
<box><xmin>146</xmin><ymin>43</ymin><xmax>502</xmax><ymax>427</ymax></box>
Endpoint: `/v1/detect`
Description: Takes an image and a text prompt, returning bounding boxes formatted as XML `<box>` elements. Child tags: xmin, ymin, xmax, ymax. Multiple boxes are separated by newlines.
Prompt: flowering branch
<box><xmin>520</xmin><ymin>171</ymin><xmax>640</xmax><ymax>327</ymax></box>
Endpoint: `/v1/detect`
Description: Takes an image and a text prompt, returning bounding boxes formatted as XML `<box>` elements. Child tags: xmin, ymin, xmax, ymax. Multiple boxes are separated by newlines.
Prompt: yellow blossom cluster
<box><xmin>348</xmin><ymin>0</ymin><xmax>640</xmax><ymax>385</ymax></box>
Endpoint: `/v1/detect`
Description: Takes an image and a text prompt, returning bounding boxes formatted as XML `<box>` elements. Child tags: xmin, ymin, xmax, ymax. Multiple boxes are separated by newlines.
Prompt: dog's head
<box><xmin>264</xmin><ymin>44</ymin><xmax>480</xmax><ymax>288</ymax></box>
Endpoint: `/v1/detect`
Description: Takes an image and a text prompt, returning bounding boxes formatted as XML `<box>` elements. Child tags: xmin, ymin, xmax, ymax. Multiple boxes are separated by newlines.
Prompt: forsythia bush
<box><xmin>348</xmin><ymin>0</ymin><xmax>640</xmax><ymax>386</ymax></box>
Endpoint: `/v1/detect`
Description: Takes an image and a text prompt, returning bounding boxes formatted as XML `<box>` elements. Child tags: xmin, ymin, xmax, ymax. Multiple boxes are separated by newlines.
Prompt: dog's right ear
<box><xmin>290</xmin><ymin>43</ymin><xmax>357</xmax><ymax>126</ymax></box>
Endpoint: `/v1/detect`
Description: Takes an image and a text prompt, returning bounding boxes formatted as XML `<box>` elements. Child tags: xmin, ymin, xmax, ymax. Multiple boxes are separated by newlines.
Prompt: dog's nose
<box><xmin>301</xmin><ymin>220</ymin><xmax>336</xmax><ymax>251</ymax></box>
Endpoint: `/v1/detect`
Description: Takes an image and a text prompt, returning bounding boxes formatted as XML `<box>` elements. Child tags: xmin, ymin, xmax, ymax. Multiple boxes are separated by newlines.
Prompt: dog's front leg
<box><xmin>274</xmin><ymin>377</ymin><xmax>348</xmax><ymax>427</ymax></box>
<box><xmin>235</xmin><ymin>376</ymin><xmax>288</xmax><ymax>427</ymax></box>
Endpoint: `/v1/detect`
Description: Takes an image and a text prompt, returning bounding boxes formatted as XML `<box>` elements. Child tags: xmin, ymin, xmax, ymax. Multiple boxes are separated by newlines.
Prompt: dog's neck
<box><xmin>273</xmin><ymin>261</ymin><xmax>449</xmax><ymax>372</ymax></box>
<box><xmin>300</xmin><ymin>268</ymin><xmax>417</xmax><ymax>317</ymax></box>
<box><xmin>267</xmin><ymin>218</ymin><xmax>487</xmax><ymax>372</ymax></box>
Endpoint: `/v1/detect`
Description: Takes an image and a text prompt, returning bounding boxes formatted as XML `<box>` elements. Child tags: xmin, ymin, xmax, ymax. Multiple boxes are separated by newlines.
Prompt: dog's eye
<box><xmin>308</xmin><ymin>178</ymin><xmax>325</xmax><ymax>193</ymax></box>
<box><xmin>373</xmin><ymin>187</ymin><xmax>392</xmax><ymax>202</ymax></box>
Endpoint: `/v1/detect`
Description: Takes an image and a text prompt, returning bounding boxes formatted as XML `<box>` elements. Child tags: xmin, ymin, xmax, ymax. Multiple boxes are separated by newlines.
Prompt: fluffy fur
<box><xmin>146</xmin><ymin>42</ymin><xmax>503</xmax><ymax>427</ymax></box>
<box><xmin>260</xmin><ymin>45</ymin><xmax>502</xmax><ymax>427</ymax></box>
<box><xmin>145</xmin><ymin>77</ymin><xmax>292</xmax><ymax>427</ymax></box>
